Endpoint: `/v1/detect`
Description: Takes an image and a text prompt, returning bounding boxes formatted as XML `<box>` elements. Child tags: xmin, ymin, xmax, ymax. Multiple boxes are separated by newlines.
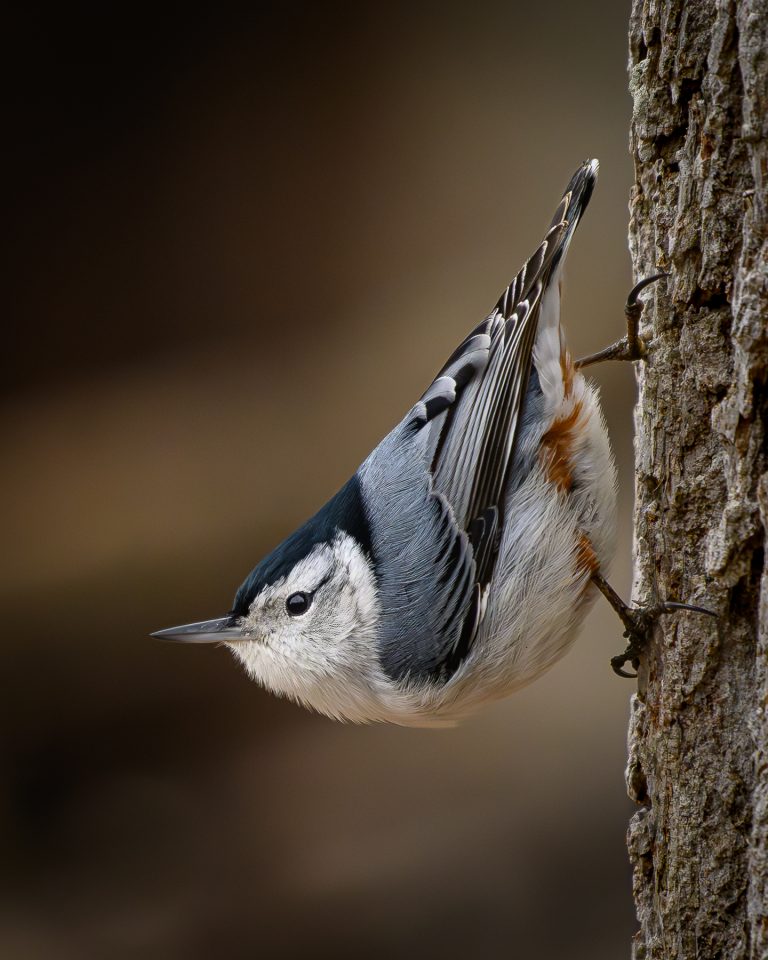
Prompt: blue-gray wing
<box><xmin>359</xmin><ymin>163</ymin><xmax>596</xmax><ymax>684</ymax></box>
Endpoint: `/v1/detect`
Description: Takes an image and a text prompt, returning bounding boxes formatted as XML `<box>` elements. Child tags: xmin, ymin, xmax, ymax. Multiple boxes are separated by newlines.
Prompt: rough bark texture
<box><xmin>626</xmin><ymin>2</ymin><xmax>768</xmax><ymax>957</ymax></box>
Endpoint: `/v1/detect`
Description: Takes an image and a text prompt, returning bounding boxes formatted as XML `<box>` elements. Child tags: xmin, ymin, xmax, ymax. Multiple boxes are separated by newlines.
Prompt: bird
<box><xmin>153</xmin><ymin>159</ymin><xmax>705</xmax><ymax>725</ymax></box>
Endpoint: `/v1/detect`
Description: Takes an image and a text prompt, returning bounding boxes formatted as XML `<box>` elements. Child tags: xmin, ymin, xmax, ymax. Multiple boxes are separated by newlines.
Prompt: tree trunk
<box><xmin>626</xmin><ymin>2</ymin><xmax>768</xmax><ymax>957</ymax></box>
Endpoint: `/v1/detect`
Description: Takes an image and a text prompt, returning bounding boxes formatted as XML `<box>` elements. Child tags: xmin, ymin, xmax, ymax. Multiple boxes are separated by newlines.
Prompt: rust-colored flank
<box><xmin>575</xmin><ymin>532</ymin><xmax>600</xmax><ymax>576</ymax></box>
<box><xmin>539</xmin><ymin>399</ymin><xmax>584</xmax><ymax>492</ymax></box>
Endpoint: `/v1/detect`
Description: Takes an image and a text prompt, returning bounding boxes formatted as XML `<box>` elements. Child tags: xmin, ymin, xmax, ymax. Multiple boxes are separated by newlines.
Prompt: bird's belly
<box><xmin>454</xmin><ymin>398</ymin><xmax>615</xmax><ymax>707</ymax></box>
<box><xmin>414</xmin><ymin>399</ymin><xmax>616</xmax><ymax>723</ymax></box>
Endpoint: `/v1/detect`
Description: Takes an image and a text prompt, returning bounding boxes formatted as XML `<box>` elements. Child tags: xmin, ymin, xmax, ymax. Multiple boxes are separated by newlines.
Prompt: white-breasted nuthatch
<box><xmin>153</xmin><ymin>160</ymin><xmax>711</xmax><ymax>725</ymax></box>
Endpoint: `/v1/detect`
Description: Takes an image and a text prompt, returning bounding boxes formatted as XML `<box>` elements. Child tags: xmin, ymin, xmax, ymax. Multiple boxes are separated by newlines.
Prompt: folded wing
<box><xmin>362</xmin><ymin>161</ymin><xmax>598</xmax><ymax>684</ymax></box>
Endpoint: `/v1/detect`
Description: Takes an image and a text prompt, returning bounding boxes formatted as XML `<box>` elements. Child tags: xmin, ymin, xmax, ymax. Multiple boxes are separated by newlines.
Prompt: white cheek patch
<box><xmin>231</xmin><ymin>533</ymin><xmax>389</xmax><ymax>722</ymax></box>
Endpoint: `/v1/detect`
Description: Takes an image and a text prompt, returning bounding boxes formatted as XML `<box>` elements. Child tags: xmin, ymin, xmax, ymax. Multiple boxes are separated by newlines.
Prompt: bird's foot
<box><xmin>608</xmin><ymin>600</ymin><xmax>718</xmax><ymax>678</ymax></box>
<box><xmin>591</xmin><ymin>572</ymin><xmax>716</xmax><ymax>679</ymax></box>
<box><xmin>576</xmin><ymin>273</ymin><xmax>668</xmax><ymax>369</ymax></box>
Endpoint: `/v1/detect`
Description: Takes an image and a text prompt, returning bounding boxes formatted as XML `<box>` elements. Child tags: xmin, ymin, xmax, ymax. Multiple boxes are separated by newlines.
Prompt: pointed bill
<box><xmin>151</xmin><ymin>615</ymin><xmax>242</xmax><ymax>644</ymax></box>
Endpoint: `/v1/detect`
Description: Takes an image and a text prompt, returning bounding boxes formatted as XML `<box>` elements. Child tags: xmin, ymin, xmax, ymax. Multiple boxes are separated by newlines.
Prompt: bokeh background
<box><xmin>3</xmin><ymin>4</ymin><xmax>643</xmax><ymax>958</ymax></box>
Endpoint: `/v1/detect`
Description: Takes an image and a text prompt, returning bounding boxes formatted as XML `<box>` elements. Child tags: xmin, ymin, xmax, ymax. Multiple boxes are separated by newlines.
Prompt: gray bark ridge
<box><xmin>627</xmin><ymin>1</ymin><xmax>768</xmax><ymax>958</ymax></box>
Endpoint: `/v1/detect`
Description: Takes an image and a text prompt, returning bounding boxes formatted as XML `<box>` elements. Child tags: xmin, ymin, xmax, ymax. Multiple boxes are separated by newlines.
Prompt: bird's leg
<box><xmin>591</xmin><ymin>571</ymin><xmax>716</xmax><ymax>679</ymax></box>
<box><xmin>576</xmin><ymin>273</ymin><xmax>668</xmax><ymax>369</ymax></box>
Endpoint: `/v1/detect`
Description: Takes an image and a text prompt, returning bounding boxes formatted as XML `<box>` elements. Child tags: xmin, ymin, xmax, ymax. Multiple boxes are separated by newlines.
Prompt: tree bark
<box><xmin>626</xmin><ymin>2</ymin><xmax>768</xmax><ymax>957</ymax></box>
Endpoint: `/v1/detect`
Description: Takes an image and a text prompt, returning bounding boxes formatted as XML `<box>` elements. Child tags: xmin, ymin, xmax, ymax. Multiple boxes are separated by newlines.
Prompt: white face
<box><xmin>227</xmin><ymin>532</ymin><xmax>385</xmax><ymax>720</ymax></box>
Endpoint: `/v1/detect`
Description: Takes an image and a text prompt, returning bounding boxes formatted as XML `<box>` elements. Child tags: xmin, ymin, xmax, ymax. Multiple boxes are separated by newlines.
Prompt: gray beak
<box><xmin>151</xmin><ymin>615</ymin><xmax>242</xmax><ymax>644</ymax></box>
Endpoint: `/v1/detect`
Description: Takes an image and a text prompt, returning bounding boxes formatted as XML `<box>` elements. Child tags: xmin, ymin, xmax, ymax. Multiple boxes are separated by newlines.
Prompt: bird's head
<box><xmin>153</xmin><ymin>480</ymin><xmax>386</xmax><ymax>719</ymax></box>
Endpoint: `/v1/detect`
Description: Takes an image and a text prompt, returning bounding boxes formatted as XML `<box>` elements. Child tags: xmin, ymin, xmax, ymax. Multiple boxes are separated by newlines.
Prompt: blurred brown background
<box><xmin>3</xmin><ymin>4</ymin><xmax>641</xmax><ymax>958</ymax></box>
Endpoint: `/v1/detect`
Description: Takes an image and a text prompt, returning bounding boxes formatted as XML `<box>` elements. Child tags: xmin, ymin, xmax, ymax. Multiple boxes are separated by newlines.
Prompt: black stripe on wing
<box><xmin>431</xmin><ymin>161</ymin><xmax>598</xmax><ymax>586</ymax></box>
<box><xmin>382</xmin><ymin>162</ymin><xmax>598</xmax><ymax>685</ymax></box>
<box><xmin>410</xmin><ymin>161</ymin><xmax>598</xmax><ymax>674</ymax></box>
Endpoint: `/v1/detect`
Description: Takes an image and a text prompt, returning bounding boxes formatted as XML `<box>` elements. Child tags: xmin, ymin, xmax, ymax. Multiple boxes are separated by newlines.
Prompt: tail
<box><xmin>530</xmin><ymin>161</ymin><xmax>598</xmax><ymax>407</ymax></box>
<box><xmin>418</xmin><ymin>159</ymin><xmax>600</xmax><ymax>595</ymax></box>
<box><xmin>494</xmin><ymin>159</ymin><xmax>598</xmax><ymax>320</ymax></box>
<box><xmin>546</xmin><ymin>158</ymin><xmax>598</xmax><ymax>274</ymax></box>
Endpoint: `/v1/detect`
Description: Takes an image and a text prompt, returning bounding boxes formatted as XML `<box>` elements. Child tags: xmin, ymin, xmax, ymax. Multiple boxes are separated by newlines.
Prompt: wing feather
<box><xmin>361</xmin><ymin>161</ymin><xmax>598</xmax><ymax>683</ymax></box>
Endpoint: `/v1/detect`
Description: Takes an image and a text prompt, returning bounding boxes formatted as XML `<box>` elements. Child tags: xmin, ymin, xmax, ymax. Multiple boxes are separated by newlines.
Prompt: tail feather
<box><xmin>425</xmin><ymin>159</ymin><xmax>599</xmax><ymax>530</ymax></box>
<box><xmin>547</xmin><ymin>158</ymin><xmax>598</xmax><ymax>272</ymax></box>
<box><xmin>494</xmin><ymin>159</ymin><xmax>598</xmax><ymax>321</ymax></box>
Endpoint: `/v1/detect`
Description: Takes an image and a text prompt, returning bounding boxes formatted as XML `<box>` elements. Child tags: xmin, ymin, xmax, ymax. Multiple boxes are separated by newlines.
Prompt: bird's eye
<box><xmin>285</xmin><ymin>591</ymin><xmax>312</xmax><ymax>616</ymax></box>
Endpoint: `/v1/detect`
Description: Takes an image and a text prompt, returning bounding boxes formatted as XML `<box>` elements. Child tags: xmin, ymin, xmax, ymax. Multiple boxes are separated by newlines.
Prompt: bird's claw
<box><xmin>610</xmin><ymin>605</ymin><xmax>656</xmax><ymax>678</ymax></box>
<box><xmin>626</xmin><ymin>272</ymin><xmax>669</xmax><ymax>308</ymax></box>
<box><xmin>611</xmin><ymin>652</ymin><xmax>639</xmax><ymax>679</ymax></box>
<box><xmin>576</xmin><ymin>272</ymin><xmax>669</xmax><ymax>369</ymax></box>
<box><xmin>610</xmin><ymin>599</ymin><xmax>717</xmax><ymax>679</ymax></box>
